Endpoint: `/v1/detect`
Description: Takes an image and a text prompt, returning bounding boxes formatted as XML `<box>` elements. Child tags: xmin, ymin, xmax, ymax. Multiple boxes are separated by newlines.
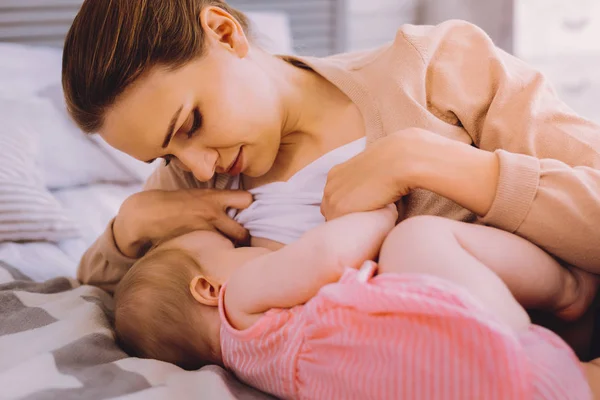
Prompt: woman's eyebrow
<box><xmin>162</xmin><ymin>105</ymin><xmax>184</xmax><ymax>149</ymax></box>
<box><xmin>143</xmin><ymin>105</ymin><xmax>184</xmax><ymax>164</ymax></box>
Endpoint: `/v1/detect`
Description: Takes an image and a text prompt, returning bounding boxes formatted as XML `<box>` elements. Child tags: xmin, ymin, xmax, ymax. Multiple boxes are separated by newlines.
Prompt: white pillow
<box><xmin>0</xmin><ymin>43</ymin><xmax>62</xmax><ymax>98</ymax></box>
<box><xmin>37</xmin><ymin>84</ymin><xmax>159</xmax><ymax>185</ymax></box>
<box><xmin>0</xmin><ymin>95</ymin><xmax>140</xmax><ymax>189</ymax></box>
<box><xmin>0</xmin><ymin>44</ymin><xmax>143</xmax><ymax>189</ymax></box>
<box><xmin>0</xmin><ymin>98</ymin><xmax>80</xmax><ymax>242</ymax></box>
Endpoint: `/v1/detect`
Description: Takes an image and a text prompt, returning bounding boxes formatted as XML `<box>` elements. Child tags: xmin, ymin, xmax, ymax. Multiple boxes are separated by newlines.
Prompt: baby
<box><xmin>114</xmin><ymin>207</ymin><xmax>592</xmax><ymax>399</ymax></box>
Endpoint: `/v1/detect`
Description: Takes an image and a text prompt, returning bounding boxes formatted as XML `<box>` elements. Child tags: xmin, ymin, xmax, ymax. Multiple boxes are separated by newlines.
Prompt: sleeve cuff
<box><xmin>479</xmin><ymin>150</ymin><xmax>540</xmax><ymax>232</ymax></box>
<box><xmin>76</xmin><ymin>218</ymin><xmax>139</xmax><ymax>293</ymax></box>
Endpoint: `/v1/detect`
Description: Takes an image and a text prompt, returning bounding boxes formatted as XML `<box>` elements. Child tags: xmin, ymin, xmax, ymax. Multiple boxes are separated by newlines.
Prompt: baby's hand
<box><xmin>381</xmin><ymin>203</ymin><xmax>399</xmax><ymax>224</ymax></box>
<box><xmin>356</xmin><ymin>260</ymin><xmax>379</xmax><ymax>282</ymax></box>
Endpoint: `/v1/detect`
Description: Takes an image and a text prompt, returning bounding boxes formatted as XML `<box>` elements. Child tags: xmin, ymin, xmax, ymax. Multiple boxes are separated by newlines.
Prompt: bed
<box><xmin>0</xmin><ymin>7</ymin><xmax>300</xmax><ymax>400</ymax></box>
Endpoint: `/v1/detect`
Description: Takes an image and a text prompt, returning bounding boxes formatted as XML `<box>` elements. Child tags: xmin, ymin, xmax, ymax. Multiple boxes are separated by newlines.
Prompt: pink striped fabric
<box><xmin>219</xmin><ymin>266</ymin><xmax>591</xmax><ymax>400</ymax></box>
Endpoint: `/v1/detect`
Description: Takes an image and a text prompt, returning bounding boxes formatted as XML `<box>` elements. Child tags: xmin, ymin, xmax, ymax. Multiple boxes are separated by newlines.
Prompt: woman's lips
<box><xmin>227</xmin><ymin>148</ymin><xmax>244</xmax><ymax>176</ymax></box>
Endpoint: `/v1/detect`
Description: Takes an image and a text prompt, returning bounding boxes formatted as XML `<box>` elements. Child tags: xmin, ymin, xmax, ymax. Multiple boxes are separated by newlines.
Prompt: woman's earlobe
<box><xmin>189</xmin><ymin>275</ymin><xmax>221</xmax><ymax>306</ymax></box>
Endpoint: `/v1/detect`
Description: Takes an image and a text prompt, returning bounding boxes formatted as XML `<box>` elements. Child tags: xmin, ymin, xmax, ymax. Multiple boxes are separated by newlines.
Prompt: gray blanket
<box><xmin>0</xmin><ymin>261</ymin><xmax>273</xmax><ymax>400</ymax></box>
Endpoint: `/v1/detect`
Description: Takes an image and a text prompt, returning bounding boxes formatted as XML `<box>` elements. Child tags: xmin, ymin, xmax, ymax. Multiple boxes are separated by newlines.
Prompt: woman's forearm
<box><xmin>76</xmin><ymin>218</ymin><xmax>138</xmax><ymax>294</ymax></box>
<box><xmin>410</xmin><ymin>139</ymin><xmax>500</xmax><ymax>217</ymax></box>
<box><xmin>112</xmin><ymin>188</ymin><xmax>252</xmax><ymax>259</ymax></box>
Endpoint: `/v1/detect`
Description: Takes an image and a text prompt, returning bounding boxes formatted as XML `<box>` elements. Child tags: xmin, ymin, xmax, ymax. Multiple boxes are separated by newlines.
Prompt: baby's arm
<box><xmin>380</xmin><ymin>216</ymin><xmax>597</xmax><ymax>322</ymax></box>
<box><xmin>377</xmin><ymin>216</ymin><xmax>532</xmax><ymax>332</ymax></box>
<box><xmin>376</xmin><ymin>215</ymin><xmax>599</xmax><ymax>331</ymax></box>
<box><xmin>225</xmin><ymin>206</ymin><xmax>397</xmax><ymax>329</ymax></box>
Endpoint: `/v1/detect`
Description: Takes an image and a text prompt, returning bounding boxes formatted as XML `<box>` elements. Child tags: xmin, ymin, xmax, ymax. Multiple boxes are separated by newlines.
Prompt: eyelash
<box><xmin>163</xmin><ymin>108</ymin><xmax>203</xmax><ymax>166</ymax></box>
<box><xmin>187</xmin><ymin>108</ymin><xmax>203</xmax><ymax>138</ymax></box>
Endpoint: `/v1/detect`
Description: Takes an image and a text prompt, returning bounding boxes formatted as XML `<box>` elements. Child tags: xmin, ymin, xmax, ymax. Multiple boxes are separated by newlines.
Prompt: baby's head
<box><xmin>114</xmin><ymin>247</ymin><xmax>217</xmax><ymax>369</ymax></box>
<box><xmin>113</xmin><ymin>230</ymin><xmax>266</xmax><ymax>369</ymax></box>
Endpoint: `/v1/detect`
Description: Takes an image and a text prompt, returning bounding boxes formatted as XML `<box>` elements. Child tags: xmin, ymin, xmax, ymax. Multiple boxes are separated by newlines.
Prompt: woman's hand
<box><xmin>321</xmin><ymin>130</ymin><xmax>421</xmax><ymax>221</ymax></box>
<box><xmin>321</xmin><ymin>128</ymin><xmax>500</xmax><ymax>220</ymax></box>
<box><xmin>113</xmin><ymin>189</ymin><xmax>253</xmax><ymax>258</ymax></box>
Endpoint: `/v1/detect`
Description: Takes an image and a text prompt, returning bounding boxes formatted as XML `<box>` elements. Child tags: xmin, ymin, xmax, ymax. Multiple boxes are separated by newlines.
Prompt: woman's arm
<box><xmin>323</xmin><ymin>21</ymin><xmax>600</xmax><ymax>274</ymax></box>
<box><xmin>407</xmin><ymin>20</ymin><xmax>600</xmax><ymax>273</ymax></box>
<box><xmin>78</xmin><ymin>164</ymin><xmax>192</xmax><ymax>292</ymax></box>
<box><xmin>225</xmin><ymin>206</ymin><xmax>397</xmax><ymax>327</ymax></box>
<box><xmin>77</xmin><ymin>164</ymin><xmax>251</xmax><ymax>293</ymax></box>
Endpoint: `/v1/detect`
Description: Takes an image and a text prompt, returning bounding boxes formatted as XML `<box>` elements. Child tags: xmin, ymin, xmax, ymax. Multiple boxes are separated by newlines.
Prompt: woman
<box><xmin>64</xmin><ymin>0</ymin><xmax>600</xmax><ymax>324</ymax></box>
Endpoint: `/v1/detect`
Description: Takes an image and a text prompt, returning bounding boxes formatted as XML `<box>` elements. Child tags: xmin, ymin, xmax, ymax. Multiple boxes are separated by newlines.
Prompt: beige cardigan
<box><xmin>78</xmin><ymin>20</ymin><xmax>600</xmax><ymax>293</ymax></box>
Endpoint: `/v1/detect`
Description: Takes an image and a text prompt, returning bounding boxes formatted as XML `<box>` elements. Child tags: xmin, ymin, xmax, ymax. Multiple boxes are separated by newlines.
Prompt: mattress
<box><xmin>0</xmin><ymin>260</ymin><xmax>273</xmax><ymax>400</ymax></box>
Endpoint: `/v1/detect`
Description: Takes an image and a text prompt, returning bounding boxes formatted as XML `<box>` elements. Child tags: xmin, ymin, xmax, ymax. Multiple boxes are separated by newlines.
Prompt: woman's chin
<box><xmin>240</xmin><ymin>146</ymin><xmax>279</xmax><ymax>178</ymax></box>
<box><xmin>242</xmin><ymin>163</ymin><xmax>265</xmax><ymax>178</ymax></box>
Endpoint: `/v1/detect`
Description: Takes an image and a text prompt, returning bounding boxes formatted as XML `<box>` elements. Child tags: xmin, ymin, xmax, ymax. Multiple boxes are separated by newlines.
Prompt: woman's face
<box><xmin>101</xmin><ymin>10</ymin><xmax>285</xmax><ymax>182</ymax></box>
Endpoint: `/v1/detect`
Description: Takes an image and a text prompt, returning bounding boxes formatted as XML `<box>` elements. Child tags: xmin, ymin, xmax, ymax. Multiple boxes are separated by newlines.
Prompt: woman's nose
<box><xmin>176</xmin><ymin>150</ymin><xmax>217</xmax><ymax>182</ymax></box>
<box><xmin>190</xmin><ymin>163</ymin><xmax>216</xmax><ymax>182</ymax></box>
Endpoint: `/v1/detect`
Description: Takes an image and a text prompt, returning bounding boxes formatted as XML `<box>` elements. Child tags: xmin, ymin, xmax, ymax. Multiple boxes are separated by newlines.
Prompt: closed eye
<box><xmin>186</xmin><ymin>108</ymin><xmax>202</xmax><ymax>139</ymax></box>
<box><xmin>163</xmin><ymin>154</ymin><xmax>174</xmax><ymax>166</ymax></box>
<box><xmin>160</xmin><ymin>109</ymin><xmax>201</xmax><ymax>166</ymax></box>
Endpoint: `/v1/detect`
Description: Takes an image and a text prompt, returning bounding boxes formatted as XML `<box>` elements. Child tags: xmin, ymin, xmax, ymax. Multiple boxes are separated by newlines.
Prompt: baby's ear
<box><xmin>189</xmin><ymin>276</ymin><xmax>221</xmax><ymax>307</ymax></box>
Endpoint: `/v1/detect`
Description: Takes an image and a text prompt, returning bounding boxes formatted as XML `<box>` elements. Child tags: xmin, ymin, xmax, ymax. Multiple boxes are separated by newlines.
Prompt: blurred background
<box><xmin>0</xmin><ymin>0</ymin><xmax>599</xmax><ymax>122</ymax></box>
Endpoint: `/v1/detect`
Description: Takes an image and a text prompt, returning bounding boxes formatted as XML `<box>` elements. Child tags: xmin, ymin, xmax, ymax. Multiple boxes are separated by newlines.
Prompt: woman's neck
<box><xmin>242</xmin><ymin>51</ymin><xmax>365</xmax><ymax>188</ymax></box>
<box><xmin>260</xmin><ymin>52</ymin><xmax>354</xmax><ymax>147</ymax></box>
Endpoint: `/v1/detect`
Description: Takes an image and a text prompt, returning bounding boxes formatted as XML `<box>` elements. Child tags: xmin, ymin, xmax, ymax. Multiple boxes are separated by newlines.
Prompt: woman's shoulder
<box><xmin>395</xmin><ymin>20</ymin><xmax>496</xmax><ymax>63</ymax></box>
<box><xmin>318</xmin><ymin>20</ymin><xmax>493</xmax><ymax>71</ymax></box>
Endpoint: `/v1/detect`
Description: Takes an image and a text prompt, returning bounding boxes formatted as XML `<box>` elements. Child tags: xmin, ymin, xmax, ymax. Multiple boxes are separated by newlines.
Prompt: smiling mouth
<box><xmin>225</xmin><ymin>148</ymin><xmax>244</xmax><ymax>176</ymax></box>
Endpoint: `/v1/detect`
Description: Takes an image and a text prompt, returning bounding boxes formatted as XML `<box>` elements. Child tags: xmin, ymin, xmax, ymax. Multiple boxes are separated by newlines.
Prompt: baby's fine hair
<box><xmin>114</xmin><ymin>248</ymin><xmax>211</xmax><ymax>370</ymax></box>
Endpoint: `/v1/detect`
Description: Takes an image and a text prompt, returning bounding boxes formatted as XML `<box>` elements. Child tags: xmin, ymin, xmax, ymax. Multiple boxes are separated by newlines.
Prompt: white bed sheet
<box><xmin>0</xmin><ymin>241</ymin><xmax>77</xmax><ymax>282</ymax></box>
<box><xmin>53</xmin><ymin>183</ymin><xmax>142</xmax><ymax>247</ymax></box>
<box><xmin>54</xmin><ymin>182</ymin><xmax>143</xmax><ymax>265</ymax></box>
<box><xmin>0</xmin><ymin>183</ymin><xmax>140</xmax><ymax>281</ymax></box>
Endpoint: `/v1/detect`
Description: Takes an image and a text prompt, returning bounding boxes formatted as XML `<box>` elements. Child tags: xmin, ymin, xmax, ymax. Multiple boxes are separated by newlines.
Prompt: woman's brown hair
<box><xmin>62</xmin><ymin>0</ymin><xmax>250</xmax><ymax>133</ymax></box>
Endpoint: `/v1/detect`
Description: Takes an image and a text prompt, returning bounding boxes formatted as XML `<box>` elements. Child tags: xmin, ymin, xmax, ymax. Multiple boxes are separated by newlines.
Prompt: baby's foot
<box><xmin>554</xmin><ymin>267</ymin><xmax>600</xmax><ymax>322</ymax></box>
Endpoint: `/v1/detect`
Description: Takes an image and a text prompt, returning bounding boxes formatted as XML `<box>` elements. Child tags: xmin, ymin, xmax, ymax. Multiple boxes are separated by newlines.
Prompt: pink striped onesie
<box><xmin>219</xmin><ymin>264</ymin><xmax>591</xmax><ymax>400</ymax></box>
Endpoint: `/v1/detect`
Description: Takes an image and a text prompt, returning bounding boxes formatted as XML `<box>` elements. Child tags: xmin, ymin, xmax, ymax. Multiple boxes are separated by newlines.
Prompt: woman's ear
<box><xmin>200</xmin><ymin>6</ymin><xmax>249</xmax><ymax>57</ymax></box>
<box><xmin>189</xmin><ymin>275</ymin><xmax>222</xmax><ymax>306</ymax></box>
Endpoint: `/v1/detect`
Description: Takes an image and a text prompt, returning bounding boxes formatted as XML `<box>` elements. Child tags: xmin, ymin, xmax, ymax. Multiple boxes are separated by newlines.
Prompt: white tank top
<box><xmin>232</xmin><ymin>137</ymin><xmax>366</xmax><ymax>244</ymax></box>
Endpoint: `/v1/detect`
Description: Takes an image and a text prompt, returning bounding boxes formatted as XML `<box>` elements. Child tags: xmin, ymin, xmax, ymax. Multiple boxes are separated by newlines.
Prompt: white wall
<box><xmin>514</xmin><ymin>0</ymin><xmax>600</xmax><ymax>123</ymax></box>
<box><xmin>417</xmin><ymin>0</ymin><xmax>513</xmax><ymax>52</ymax></box>
<box><xmin>345</xmin><ymin>0</ymin><xmax>418</xmax><ymax>51</ymax></box>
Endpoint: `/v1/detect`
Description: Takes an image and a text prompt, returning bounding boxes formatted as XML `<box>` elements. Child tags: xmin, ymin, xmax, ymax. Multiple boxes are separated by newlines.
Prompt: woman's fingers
<box><xmin>213</xmin><ymin>212</ymin><xmax>249</xmax><ymax>243</ymax></box>
<box><xmin>188</xmin><ymin>189</ymin><xmax>252</xmax><ymax>242</ymax></box>
<box><xmin>213</xmin><ymin>189</ymin><xmax>254</xmax><ymax>211</ymax></box>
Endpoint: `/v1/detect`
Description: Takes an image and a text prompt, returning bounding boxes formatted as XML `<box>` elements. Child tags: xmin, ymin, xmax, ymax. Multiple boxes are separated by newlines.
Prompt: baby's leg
<box><xmin>378</xmin><ymin>216</ymin><xmax>530</xmax><ymax>332</ymax></box>
<box><xmin>378</xmin><ymin>216</ymin><xmax>597</xmax><ymax>322</ymax></box>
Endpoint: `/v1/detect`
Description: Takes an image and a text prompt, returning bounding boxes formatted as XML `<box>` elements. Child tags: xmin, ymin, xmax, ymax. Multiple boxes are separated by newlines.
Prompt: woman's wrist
<box><xmin>408</xmin><ymin>139</ymin><xmax>500</xmax><ymax>217</ymax></box>
<box><xmin>113</xmin><ymin>194</ymin><xmax>152</xmax><ymax>258</ymax></box>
